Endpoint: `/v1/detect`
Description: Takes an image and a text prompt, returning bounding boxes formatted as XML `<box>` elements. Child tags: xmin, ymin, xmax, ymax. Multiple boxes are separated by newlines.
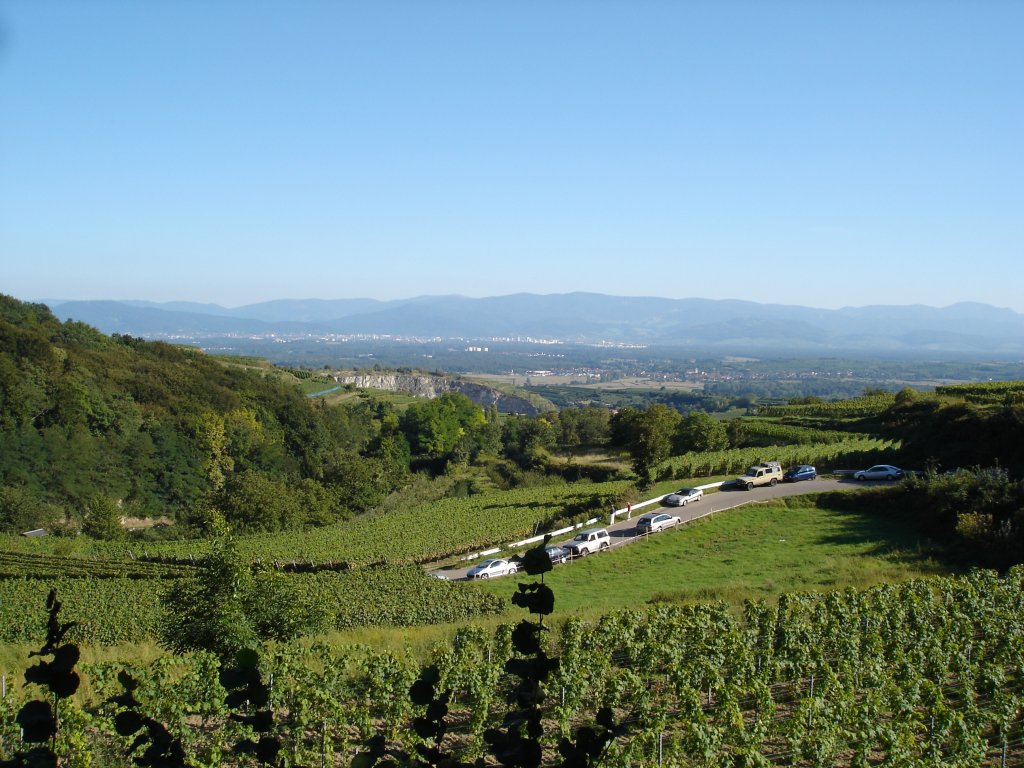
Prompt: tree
<box><xmin>400</xmin><ymin>394</ymin><xmax>484</xmax><ymax>461</ymax></box>
<box><xmin>82</xmin><ymin>494</ymin><xmax>125</xmax><ymax>540</ymax></box>
<box><xmin>159</xmin><ymin>531</ymin><xmax>322</xmax><ymax>660</ymax></box>
<box><xmin>675</xmin><ymin>411</ymin><xmax>729</xmax><ymax>454</ymax></box>
<box><xmin>219</xmin><ymin>470</ymin><xmax>303</xmax><ymax>532</ymax></box>
<box><xmin>626</xmin><ymin>405</ymin><xmax>682</xmax><ymax>485</ymax></box>
<box><xmin>0</xmin><ymin>486</ymin><xmax>62</xmax><ymax>534</ymax></box>
<box><xmin>558</xmin><ymin>407</ymin><xmax>611</xmax><ymax>446</ymax></box>
<box><xmin>609</xmin><ymin>407</ymin><xmax>641</xmax><ymax>449</ymax></box>
<box><xmin>501</xmin><ymin>415</ymin><xmax>556</xmax><ymax>468</ymax></box>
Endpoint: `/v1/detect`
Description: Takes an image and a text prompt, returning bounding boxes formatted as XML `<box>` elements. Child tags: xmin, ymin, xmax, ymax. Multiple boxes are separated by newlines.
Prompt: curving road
<box><xmin>432</xmin><ymin>476</ymin><xmax>897</xmax><ymax>581</ymax></box>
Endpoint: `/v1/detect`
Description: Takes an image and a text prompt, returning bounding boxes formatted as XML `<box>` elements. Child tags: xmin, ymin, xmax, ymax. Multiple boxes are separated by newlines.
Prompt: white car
<box><xmin>466</xmin><ymin>558</ymin><xmax>519</xmax><ymax>579</ymax></box>
<box><xmin>635</xmin><ymin>513</ymin><xmax>681</xmax><ymax>534</ymax></box>
<box><xmin>663</xmin><ymin>487</ymin><xmax>703</xmax><ymax>506</ymax></box>
<box><xmin>563</xmin><ymin>528</ymin><xmax>611</xmax><ymax>557</ymax></box>
<box><xmin>853</xmin><ymin>464</ymin><xmax>904</xmax><ymax>481</ymax></box>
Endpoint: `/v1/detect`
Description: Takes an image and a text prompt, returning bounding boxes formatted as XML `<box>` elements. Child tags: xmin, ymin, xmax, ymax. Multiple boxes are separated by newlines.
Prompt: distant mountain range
<box><xmin>43</xmin><ymin>294</ymin><xmax>1024</xmax><ymax>356</ymax></box>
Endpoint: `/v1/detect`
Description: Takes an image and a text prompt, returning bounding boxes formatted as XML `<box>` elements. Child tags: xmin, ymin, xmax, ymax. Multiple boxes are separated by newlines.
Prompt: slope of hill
<box><xmin>0</xmin><ymin>294</ymin><xmax>402</xmax><ymax>531</ymax></box>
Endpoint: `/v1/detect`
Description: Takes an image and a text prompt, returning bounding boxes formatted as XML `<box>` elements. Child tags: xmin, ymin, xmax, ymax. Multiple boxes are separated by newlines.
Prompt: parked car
<box><xmin>635</xmin><ymin>512</ymin><xmax>681</xmax><ymax>534</ymax></box>
<box><xmin>467</xmin><ymin>558</ymin><xmax>519</xmax><ymax>579</ymax></box>
<box><xmin>564</xmin><ymin>528</ymin><xmax>611</xmax><ymax>557</ymax></box>
<box><xmin>853</xmin><ymin>464</ymin><xmax>904</xmax><ymax>481</ymax></box>
<box><xmin>545</xmin><ymin>545</ymin><xmax>570</xmax><ymax>565</ymax></box>
<box><xmin>735</xmin><ymin>461</ymin><xmax>784</xmax><ymax>490</ymax></box>
<box><xmin>784</xmin><ymin>465</ymin><xmax>817</xmax><ymax>482</ymax></box>
<box><xmin>664</xmin><ymin>487</ymin><xmax>703</xmax><ymax>506</ymax></box>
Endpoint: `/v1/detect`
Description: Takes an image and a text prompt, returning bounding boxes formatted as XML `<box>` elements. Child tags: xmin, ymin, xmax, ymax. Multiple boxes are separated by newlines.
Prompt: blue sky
<box><xmin>2</xmin><ymin>1</ymin><xmax>1022</xmax><ymax>310</ymax></box>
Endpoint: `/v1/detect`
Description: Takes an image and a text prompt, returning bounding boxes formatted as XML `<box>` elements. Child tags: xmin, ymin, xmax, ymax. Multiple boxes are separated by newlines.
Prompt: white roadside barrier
<box><xmin>609</xmin><ymin>480</ymin><xmax>725</xmax><ymax>524</ymax></box>
<box><xmin>459</xmin><ymin>481</ymin><xmax>728</xmax><ymax>565</ymax></box>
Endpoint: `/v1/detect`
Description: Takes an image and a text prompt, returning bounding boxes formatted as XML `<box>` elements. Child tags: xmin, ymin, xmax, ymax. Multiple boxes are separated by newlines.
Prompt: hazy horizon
<box><xmin>29</xmin><ymin>292</ymin><xmax>1024</xmax><ymax>316</ymax></box>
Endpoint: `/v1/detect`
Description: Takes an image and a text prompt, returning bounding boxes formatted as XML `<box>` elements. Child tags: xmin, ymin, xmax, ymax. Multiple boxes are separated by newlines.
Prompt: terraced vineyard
<box><xmin>936</xmin><ymin>380</ymin><xmax>1024</xmax><ymax>404</ymax></box>
<box><xmin>0</xmin><ymin>551</ymin><xmax>193</xmax><ymax>579</ymax></box>
<box><xmin>735</xmin><ymin>419</ymin><xmax>874</xmax><ymax>446</ymax></box>
<box><xmin>0</xmin><ymin>564</ymin><xmax>505</xmax><ymax>645</ymax></box>
<box><xmin>756</xmin><ymin>393</ymin><xmax>897</xmax><ymax>419</ymax></box>
<box><xmin>0</xmin><ymin>481</ymin><xmax>631</xmax><ymax>567</ymax></box>
<box><xmin>657</xmin><ymin>438</ymin><xmax>898</xmax><ymax>479</ymax></box>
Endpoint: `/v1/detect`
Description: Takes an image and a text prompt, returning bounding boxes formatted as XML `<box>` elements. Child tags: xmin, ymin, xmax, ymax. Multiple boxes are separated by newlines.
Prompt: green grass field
<box><xmin>468</xmin><ymin>493</ymin><xmax>955</xmax><ymax>616</ymax></box>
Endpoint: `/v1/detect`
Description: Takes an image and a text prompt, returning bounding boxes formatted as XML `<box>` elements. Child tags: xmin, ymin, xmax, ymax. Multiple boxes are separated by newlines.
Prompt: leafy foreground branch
<box><xmin>1</xmin><ymin>589</ymin><xmax>80</xmax><ymax>768</ymax></box>
<box><xmin>1</xmin><ymin>540</ymin><xmax>631</xmax><ymax>768</ymax></box>
<box><xmin>352</xmin><ymin>537</ymin><xmax>632</xmax><ymax>768</ymax></box>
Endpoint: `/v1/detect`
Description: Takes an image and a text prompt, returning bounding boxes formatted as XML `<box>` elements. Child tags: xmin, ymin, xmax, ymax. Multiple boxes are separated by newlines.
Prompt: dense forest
<box><xmin>0</xmin><ymin>294</ymin><xmax>409</xmax><ymax>534</ymax></box>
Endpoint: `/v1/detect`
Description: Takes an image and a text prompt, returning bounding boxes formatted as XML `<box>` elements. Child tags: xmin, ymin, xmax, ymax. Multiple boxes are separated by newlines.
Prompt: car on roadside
<box><xmin>635</xmin><ymin>512</ymin><xmax>681</xmax><ymax>535</ymax></box>
<box><xmin>663</xmin><ymin>487</ymin><xmax>703</xmax><ymax>506</ymax></box>
<box><xmin>783</xmin><ymin>465</ymin><xmax>817</xmax><ymax>482</ymax></box>
<box><xmin>853</xmin><ymin>464</ymin><xmax>904</xmax><ymax>481</ymax></box>
<box><xmin>467</xmin><ymin>558</ymin><xmax>519</xmax><ymax>579</ymax></box>
<box><xmin>545</xmin><ymin>546</ymin><xmax>571</xmax><ymax>565</ymax></box>
<box><xmin>563</xmin><ymin>528</ymin><xmax>611</xmax><ymax>557</ymax></box>
<box><xmin>734</xmin><ymin>461</ymin><xmax>784</xmax><ymax>490</ymax></box>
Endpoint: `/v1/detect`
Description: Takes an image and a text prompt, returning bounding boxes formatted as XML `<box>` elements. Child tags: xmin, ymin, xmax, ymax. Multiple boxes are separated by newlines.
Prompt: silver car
<box><xmin>635</xmin><ymin>513</ymin><xmax>681</xmax><ymax>534</ymax></box>
<box><xmin>664</xmin><ymin>487</ymin><xmax>703</xmax><ymax>506</ymax></box>
<box><xmin>853</xmin><ymin>464</ymin><xmax>904</xmax><ymax>481</ymax></box>
<box><xmin>467</xmin><ymin>558</ymin><xmax>519</xmax><ymax>579</ymax></box>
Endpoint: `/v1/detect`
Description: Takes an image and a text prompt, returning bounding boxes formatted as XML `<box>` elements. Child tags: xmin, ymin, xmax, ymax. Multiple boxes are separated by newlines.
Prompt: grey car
<box><xmin>853</xmin><ymin>464</ymin><xmax>904</xmax><ymax>481</ymax></box>
<box><xmin>545</xmin><ymin>546</ymin><xmax>571</xmax><ymax>565</ymax></box>
<box><xmin>663</xmin><ymin>487</ymin><xmax>703</xmax><ymax>506</ymax></box>
<box><xmin>635</xmin><ymin>513</ymin><xmax>681</xmax><ymax>534</ymax></box>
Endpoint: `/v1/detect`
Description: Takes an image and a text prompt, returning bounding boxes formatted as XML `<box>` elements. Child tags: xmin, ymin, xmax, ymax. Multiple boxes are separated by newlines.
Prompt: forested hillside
<box><xmin>0</xmin><ymin>294</ymin><xmax>407</xmax><ymax>534</ymax></box>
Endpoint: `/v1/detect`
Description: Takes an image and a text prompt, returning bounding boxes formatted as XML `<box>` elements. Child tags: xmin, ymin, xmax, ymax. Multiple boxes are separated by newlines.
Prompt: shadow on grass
<box><xmin>811</xmin><ymin>508</ymin><xmax>963</xmax><ymax>572</ymax></box>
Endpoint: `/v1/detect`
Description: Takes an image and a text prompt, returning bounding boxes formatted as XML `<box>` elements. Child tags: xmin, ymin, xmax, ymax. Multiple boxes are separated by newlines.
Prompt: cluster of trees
<box><xmin>609</xmin><ymin>407</ymin><xmax>728</xmax><ymax>483</ymax></box>
<box><xmin>830</xmin><ymin>466</ymin><xmax>1024</xmax><ymax>571</ymax></box>
<box><xmin>0</xmin><ymin>295</ymin><xmax>410</xmax><ymax>537</ymax></box>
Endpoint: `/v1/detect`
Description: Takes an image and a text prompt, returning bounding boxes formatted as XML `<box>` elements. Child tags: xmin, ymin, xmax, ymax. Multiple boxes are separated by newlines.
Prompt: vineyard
<box><xmin>935</xmin><ymin>381</ymin><xmax>1024</xmax><ymax>405</ymax></box>
<box><xmin>755</xmin><ymin>394</ymin><xmax>897</xmax><ymax>419</ymax></box>
<box><xmin>656</xmin><ymin>438</ymin><xmax>899</xmax><ymax>479</ymax></box>
<box><xmin>2</xmin><ymin>569</ymin><xmax>1023</xmax><ymax>766</ymax></box>
<box><xmin>734</xmin><ymin>419</ymin><xmax>877</xmax><ymax>446</ymax></box>
<box><xmin>0</xmin><ymin>551</ymin><xmax>192</xmax><ymax>579</ymax></box>
<box><xmin>0</xmin><ymin>481</ymin><xmax>631</xmax><ymax>567</ymax></box>
<box><xmin>0</xmin><ymin>565</ymin><xmax>505</xmax><ymax>645</ymax></box>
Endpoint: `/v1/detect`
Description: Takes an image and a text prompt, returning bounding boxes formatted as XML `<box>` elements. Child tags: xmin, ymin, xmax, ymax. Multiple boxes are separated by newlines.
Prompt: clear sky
<box><xmin>2</xmin><ymin>1</ymin><xmax>1022</xmax><ymax>310</ymax></box>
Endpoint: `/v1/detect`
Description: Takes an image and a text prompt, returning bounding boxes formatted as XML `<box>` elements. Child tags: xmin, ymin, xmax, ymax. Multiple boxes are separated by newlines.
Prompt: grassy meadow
<box><xmin>468</xmin><ymin>493</ymin><xmax>954</xmax><ymax>616</ymax></box>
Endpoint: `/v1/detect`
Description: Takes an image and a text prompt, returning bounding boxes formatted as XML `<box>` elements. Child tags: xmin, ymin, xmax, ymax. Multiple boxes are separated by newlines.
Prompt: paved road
<box><xmin>433</xmin><ymin>476</ymin><xmax>894</xmax><ymax>581</ymax></box>
<box><xmin>430</xmin><ymin>479</ymin><xmax>897</xmax><ymax>581</ymax></box>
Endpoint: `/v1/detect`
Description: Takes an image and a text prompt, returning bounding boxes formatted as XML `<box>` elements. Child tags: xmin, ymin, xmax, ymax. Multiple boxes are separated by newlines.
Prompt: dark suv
<box><xmin>783</xmin><ymin>465</ymin><xmax>817</xmax><ymax>482</ymax></box>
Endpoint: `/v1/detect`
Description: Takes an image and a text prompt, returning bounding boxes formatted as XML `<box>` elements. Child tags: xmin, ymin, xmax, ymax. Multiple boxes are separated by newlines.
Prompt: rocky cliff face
<box><xmin>334</xmin><ymin>373</ymin><xmax>540</xmax><ymax>416</ymax></box>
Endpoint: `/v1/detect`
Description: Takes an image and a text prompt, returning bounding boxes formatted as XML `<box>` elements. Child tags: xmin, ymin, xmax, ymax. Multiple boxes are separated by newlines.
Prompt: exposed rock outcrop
<box><xmin>334</xmin><ymin>373</ymin><xmax>540</xmax><ymax>416</ymax></box>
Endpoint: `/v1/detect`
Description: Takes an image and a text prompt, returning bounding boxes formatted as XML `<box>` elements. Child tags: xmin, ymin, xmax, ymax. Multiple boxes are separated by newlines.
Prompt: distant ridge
<box><xmin>44</xmin><ymin>293</ymin><xmax>1024</xmax><ymax>355</ymax></box>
